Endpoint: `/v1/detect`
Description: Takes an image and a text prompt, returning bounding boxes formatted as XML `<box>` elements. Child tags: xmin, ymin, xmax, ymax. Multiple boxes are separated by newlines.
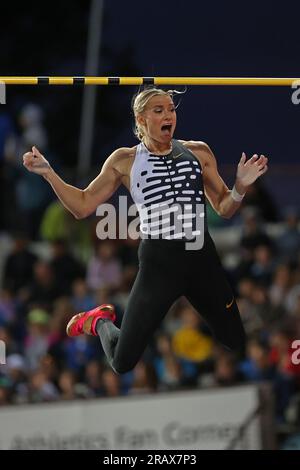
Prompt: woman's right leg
<box><xmin>96</xmin><ymin>240</ymin><xmax>184</xmax><ymax>374</ymax></box>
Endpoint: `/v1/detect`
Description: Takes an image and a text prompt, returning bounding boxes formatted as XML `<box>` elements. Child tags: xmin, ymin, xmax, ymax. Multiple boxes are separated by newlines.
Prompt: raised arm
<box><xmin>193</xmin><ymin>142</ymin><xmax>268</xmax><ymax>219</ymax></box>
<box><xmin>23</xmin><ymin>146</ymin><xmax>123</xmax><ymax>219</ymax></box>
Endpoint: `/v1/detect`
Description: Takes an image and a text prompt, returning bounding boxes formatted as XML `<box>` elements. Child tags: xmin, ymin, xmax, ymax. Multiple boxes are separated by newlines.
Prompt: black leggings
<box><xmin>96</xmin><ymin>233</ymin><xmax>246</xmax><ymax>374</ymax></box>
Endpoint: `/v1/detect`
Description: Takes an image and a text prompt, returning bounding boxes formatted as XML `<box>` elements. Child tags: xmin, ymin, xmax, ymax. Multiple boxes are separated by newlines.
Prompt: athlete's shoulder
<box><xmin>177</xmin><ymin>139</ymin><xmax>211</xmax><ymax>153</ymax></box>
<box><xmin>177</xmin><ymin>140</ymin><xmax>215</xmax><ymax>168</ymax></box>
<box><xmin>106</xmin><ymin>146</ymin><xmax>137</xmax><ymax>166</ymax></box>
<box><xmin>105</xmin><ymin>146</ymin><xmax>138</xmax><ymax>176</ymax></box>
<box><xmin>110</xmin><ymin>146</ymin><xmax>137</xmax><ymax>160</ymax></box>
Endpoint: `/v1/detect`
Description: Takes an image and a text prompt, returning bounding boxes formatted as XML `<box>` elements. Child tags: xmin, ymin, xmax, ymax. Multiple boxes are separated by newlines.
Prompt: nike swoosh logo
<box><xmin>226</xmin><ymin>297</ymin><xmax>234</xmax><ymax>309</ymax></box>
<box><xmin>173</xmin><ymin>153</ymin><xmax>183</xmax><ymax>159</ymax></box>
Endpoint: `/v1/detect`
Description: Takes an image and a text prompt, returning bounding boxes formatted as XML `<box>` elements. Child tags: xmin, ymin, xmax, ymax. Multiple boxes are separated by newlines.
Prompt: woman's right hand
<box><xmin>23</xmin><ymin>146</ymin><xmax>51</xmax><ymax>176</ymax></box>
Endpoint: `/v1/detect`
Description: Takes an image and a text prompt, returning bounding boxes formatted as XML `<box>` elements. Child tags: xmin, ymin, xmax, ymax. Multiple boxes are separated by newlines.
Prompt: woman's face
<box><xmin>138</xmin><ymin>94</ymin><xmax>177</xmax><ymax>143</ymax></box>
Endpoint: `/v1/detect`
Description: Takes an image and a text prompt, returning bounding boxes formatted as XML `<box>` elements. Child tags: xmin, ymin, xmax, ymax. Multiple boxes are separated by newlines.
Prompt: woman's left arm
<box><xmin>193</xmin><ymin>142</ymin><xmax>268</xmax><ymax>219</ymax></box>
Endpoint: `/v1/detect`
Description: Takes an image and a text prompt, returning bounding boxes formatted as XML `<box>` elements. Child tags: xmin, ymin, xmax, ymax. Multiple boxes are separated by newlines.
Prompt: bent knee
<box><xmin>112</xmin><ymin>360</ymin><xmax>137</xmax><ymax>375</ymax></box>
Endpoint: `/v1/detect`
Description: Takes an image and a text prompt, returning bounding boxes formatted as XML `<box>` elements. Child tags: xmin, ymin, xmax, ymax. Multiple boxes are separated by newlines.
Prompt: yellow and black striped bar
<box><xmin>0</xmin><ymin>77</ymin><xmax>299</xmax><ymax>86</ymax></box>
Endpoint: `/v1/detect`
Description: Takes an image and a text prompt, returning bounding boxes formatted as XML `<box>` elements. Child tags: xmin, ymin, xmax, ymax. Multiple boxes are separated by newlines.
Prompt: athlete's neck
<box><xmin>142</xmin><ymin>138</ymin><xmax>173</xmax><ymax>156</ymax></box>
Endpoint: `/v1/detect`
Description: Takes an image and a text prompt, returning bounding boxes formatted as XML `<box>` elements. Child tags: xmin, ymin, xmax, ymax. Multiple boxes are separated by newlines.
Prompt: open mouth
<box><xmin>161</xmin><ymin>124</ymin><xmax>172</xmax><ymax>133</ymax></box>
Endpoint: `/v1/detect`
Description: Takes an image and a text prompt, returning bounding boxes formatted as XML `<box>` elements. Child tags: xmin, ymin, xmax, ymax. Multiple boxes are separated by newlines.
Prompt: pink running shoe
<box><xmin>66</xmin><ymin>304</ymin><xmax>116</xmax><ymax>337</ymax></box>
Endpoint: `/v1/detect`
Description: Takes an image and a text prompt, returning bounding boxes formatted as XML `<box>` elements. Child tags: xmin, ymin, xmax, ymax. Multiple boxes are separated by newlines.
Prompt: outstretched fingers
<box><xmin>239</xmin><ymin>152</ymin><xmax>247</xmax><ymax>164</ymax></box>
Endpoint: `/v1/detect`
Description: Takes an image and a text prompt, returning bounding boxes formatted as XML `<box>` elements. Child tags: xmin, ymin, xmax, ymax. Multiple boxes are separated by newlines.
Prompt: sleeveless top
<box><xmin>130</xmin><ymin>139</ymin><xmax>208</xmax><ymax>240</ymax></box>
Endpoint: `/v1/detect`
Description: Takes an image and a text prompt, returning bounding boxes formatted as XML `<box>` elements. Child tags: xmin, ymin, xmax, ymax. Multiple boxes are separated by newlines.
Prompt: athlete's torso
<box><xmin>115</xmin><ymin>140</ymin><xmax>207</xmax><ymax>192</ymax></box>
<box><xmin>122</xmin><ymin>139</ymin><xmax>208</xmax><ymax>240</ymax></box>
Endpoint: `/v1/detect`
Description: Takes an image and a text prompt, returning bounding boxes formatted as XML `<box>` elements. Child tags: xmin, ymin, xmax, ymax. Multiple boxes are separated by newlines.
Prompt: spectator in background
<box><xmin>250</xmin><ymin>283</ymin><xmax>285</xmax><ymax>328</ymax></box>
<box><xmin>270</xmin><ymin>335</ymin><xmax>300</xmax><ymax>423</ymax></box>
<box><xmin>24</xmin><ymin>308</ymin><xmax>51</xmax><ymax>371</ymax></box>
<box><xmin>269</xmin><ymin>328</ymin><xmax>300</xmax><ymax>385</ymax></box>
<box><xmin>0</xmin><ymin>325</ymin><xmax>20</xmax><ymax>356</ymax></box>
<box><xmin>234</xmin><ymin>207</ymin><xmax>273</xmax><ymax>281</ymax></box>
<box><xmin>154</xmin><ymin>333</ymin><xmax>182</xmax><ymax>390</ymax></box>
<box><xmin>237</xmin><ymin>277</ymin><xmax>256</xmax><ymax>302</ymax></box>
<box><xmin>0</xmin><ymin>287</ymin><xmax>18</xmax><ymax>326</ymax></box>
<box><xmin>63</xmin><ymin>335</ymin><xmax>99</xmax><ymax>375</ymax></box>
<box><xmin>39</xmin><ymin>200</ymin><xmax>72</xmax><ymax>241</ymax></box>
<box><xmin>0</xmin><ymin>112</ymin><xmax>14</xmax><ymax>162</ymax></box>
<box><xmin>235</xmin><ymin>296</ymin><xmax>264</xmax><ymax>336</ymax></box>
<box><xmin>101</xmin><ymin>368</ymin><xmax>121</xmax><ymax>397</ymax></box>
<box><xmin>86</xmin><ymin>240</ymin><xmax>122</xmax><ymax>293</ymax></box>
<box><xmin>38</xmin><ymin>354</ymin><xmax>59</xmax><ymax>388</ymax></box>
<box><xmin>4</xmin><ymin>104</ymin><xmax>54</xmax><ymax>238</ymax></box>
<box><xmin>285</xmin><ymin>283</ymin><xmax>300</xmax><ymax>316</ymax></box>
<box><xmin>50</xmin><ymin>239</ymin><xmax>85</xmax><ymax>294</ymax></box>
<box><xmin>84</xmin><ymin>360</ymin><xmax>103</xmax><ymax>397</ymax></box>
<box><xmin>269</xmin><ymin>264</ymin><xmax>293</xmax><ymax>309</ymax></box>
<box><xmin>249</xmin><ymin>244</ymin><xmax>275</xmax><ymax>286</ymax></box>
<box><xmin>240</xmin><ymin>207</ymin><xmax>273</xmax><ymax>255</ymax></box>
<box><xmin>4</xmin><ymin>353</ymin><xmax>28</xmax><ymax>404</ymax></box>
<box><xmin>71</xmin><ymin>278</ymin><xmax>95</xmax><ymax>313</ymax></box>
<box><xmin>161</xmin><ymin>298</ymin><xmax>185</xmax><ymax>337</ymax></box>
<box><xmin>239</xmin><ymin>338</ymin><xmax>277</xmax><ymax>386</ymax></box>
<box><xmin>241</xmin><ymin>179</ymin><xmax>278</xmax><ymax>222</ymax></box>
<box><xmin>40</xmin><ymin>200</ymin><xmax>92</xmax><ymax>260</ymax></box>
<box><xmin>112</xmin><ymin>265</ymin><xmax>137</xmax><ymax>311</ymax></box>
<box><xmin>171</xmin><ymin>305</ymin><xmax>214</xmax><ymax>385</ymax></box>
<box><xmin>213</xmin><ymin>353</ymin><xmax>244</xmax><ymax>387</ymax></box>
<box><xmin>240</xmin><ymin>337</ymin><xmax>296</xmax><ymax>422</ymax></box>
<box><xmin>290</xmin><ymin>293</ymin><xmax>300</xmax><ymax>327</ymax></box>
<box><xmin>46</xmin><ymin>298</ymin><xmax>76</xmax><ymax>361</ymax></box>
<box><xmin>172</xmin><ymin>306</ymin><xmax>214</xmax><ymax>364</ymax></box>
<box><xmin>36</xmin><ymin>301</ymin><xmax>71</xmax><ymax>372</ymax></box>
<box><xmin>57</xmin><ymin>369</ymin><xmax>89</xmax><ymax>400</ymax></box>
<box><xmin>276</xmin><ymin>207</ymin><xmax>300</xmax><ymax>264</ymax></box>
<box><xmin>58</xmin><ymin>369</ymin><xmax>78</xmax><ymax>400</ymax></box>
<box><xmin>3</xmin><ymin>234</ymin><xmax>37</xmax><ymax>293</ymax></box>
<box><xmin>92</xmin><ymin>287</ymin><xmax>124</xmax><ymax>331</ymax></box>
<box><xmin>18</xmin><ymin>104</ymin><xmax>48</xmax><ymax>154</ymax></box>
<box><xmin>0</xmin><ymin>376</ymin><xmax>12</xmax><ymax>405</ymax></box>
<box><xmin>128</xmin><ymin>360</ymin><xmax>157</xmax><ymax>395</ymax></box>
<box><xmin>28</xmin><ymin>369</ymin><xmax>58</xmax><ymax>403</ymax></box>
<box><xmin>21</xmin><ymin>260</ymin><xmax>63</xmax><ymax>310</ymax></box>
<box><xmin>0</xmin><ymin>112</ymin><xmax>14</xmax><ymax>161</ymax></box>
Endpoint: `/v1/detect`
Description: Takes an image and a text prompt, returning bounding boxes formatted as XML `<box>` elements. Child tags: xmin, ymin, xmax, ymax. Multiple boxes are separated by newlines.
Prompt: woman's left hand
<box><xmin>236</xmin><ymin>152</ymin><xmax>268</xmax><ymax>190</ymax></box>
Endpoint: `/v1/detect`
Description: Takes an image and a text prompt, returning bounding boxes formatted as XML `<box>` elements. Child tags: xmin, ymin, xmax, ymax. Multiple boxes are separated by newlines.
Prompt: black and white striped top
<box><xmin>130</xmin><ymin>139</ymin><xmax>207</xmax><ymax>240</ymax></box>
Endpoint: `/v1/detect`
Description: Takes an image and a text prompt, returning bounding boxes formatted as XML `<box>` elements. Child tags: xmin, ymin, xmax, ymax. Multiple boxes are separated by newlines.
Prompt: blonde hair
<box><xmin>132</xmin><ymin>87</ymin><xmax>184</xmax><ymax>141</ymax></box>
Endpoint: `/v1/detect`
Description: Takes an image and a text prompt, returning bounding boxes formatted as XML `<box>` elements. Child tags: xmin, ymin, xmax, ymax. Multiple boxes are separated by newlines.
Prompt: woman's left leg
<box><xmin>184</xmin><ymin>235</ymin><xmax>246</xmax><ymax>354</ymax></box>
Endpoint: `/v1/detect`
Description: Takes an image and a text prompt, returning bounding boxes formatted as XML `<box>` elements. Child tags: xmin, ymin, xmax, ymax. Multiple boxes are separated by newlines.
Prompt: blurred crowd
<box><xmin>0</xmin><ymin>104</ymin><xmax>300</xmax><ymax>450</ymax></box>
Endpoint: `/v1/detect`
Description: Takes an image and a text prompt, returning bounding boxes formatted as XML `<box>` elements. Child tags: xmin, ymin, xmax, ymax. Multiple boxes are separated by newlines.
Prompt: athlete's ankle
<box><xmin>95</xmin><ymin>317</ymin><xmax>112</xmax><ymax>335</ymax></box>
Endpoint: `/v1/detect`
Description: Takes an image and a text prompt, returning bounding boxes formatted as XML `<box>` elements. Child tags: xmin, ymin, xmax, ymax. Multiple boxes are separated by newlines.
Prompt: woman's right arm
<box><xmin>23</xmin><ymin>146</ymin><xmax>123</xmax><ymax>219</ymax></box>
